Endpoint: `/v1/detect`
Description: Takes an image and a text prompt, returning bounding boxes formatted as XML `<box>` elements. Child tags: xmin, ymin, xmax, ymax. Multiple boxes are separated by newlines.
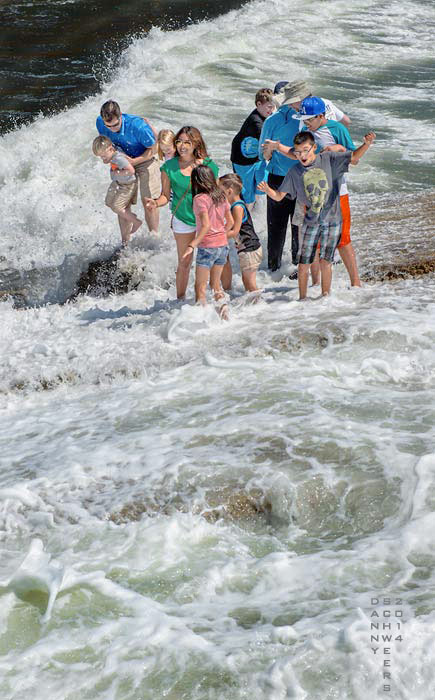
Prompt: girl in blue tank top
<box><xmin>219</xmin><ymin>173</ymin><xmax>263</xmax><ymax>294</ymax></box>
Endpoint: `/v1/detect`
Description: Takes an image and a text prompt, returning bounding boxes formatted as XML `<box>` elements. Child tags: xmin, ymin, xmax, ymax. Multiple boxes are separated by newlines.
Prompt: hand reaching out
<box><xmin>363</xmin><ymin>131</ymin><xmax>376</xmax><ymax>145</ymax></box>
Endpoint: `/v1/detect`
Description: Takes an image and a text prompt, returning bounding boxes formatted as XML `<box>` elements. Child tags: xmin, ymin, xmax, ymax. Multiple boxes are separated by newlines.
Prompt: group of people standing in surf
<box><xmin>92</xmin><ymin>79</ymin><xmax>376</xmax><ymax>312</ymax></box>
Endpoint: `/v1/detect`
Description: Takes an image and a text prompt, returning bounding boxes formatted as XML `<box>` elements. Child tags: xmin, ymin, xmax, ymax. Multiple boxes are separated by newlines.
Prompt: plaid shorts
<box><xmin>298</xmin><ymin>220</ymin><xmax>342</xmax><ymax>264</ymax></box>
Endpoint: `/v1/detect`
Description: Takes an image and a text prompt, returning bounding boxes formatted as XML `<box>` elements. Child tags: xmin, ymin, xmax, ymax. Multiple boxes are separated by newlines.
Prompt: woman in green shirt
<box><xmin>145</xmin><ymin>126</ymin><xmax>218</xmax><ymax>299</ymax></box>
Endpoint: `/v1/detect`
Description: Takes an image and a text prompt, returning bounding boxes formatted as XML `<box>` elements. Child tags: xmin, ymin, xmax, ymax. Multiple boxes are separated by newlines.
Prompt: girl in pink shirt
<box><xmin>183</xmin><ymin>165</ymin><xmax>234</xmax><ymax>318</ymax></box>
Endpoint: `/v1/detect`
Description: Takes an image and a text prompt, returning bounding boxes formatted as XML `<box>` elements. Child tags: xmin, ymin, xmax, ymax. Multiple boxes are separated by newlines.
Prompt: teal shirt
<box><xmin>303</xmin><ymin>119</ymin><xmax>356</xmax><ymax>152</ymax></box>
<box><xmin>160</xmin><ymin>157</ymin><xmax>219</xmax><ymax>226</ymax></box>
<box><xmin>258</xmin><ymin>106</ymin><xmax>299</xmax><ymax>176</ymax></box>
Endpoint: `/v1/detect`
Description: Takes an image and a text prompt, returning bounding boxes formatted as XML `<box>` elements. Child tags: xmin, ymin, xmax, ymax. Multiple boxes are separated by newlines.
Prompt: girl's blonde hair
<box><xmin>157</xmin><ymin>129</ymin><xmax>176</xmax><ymax>160</ymax></box>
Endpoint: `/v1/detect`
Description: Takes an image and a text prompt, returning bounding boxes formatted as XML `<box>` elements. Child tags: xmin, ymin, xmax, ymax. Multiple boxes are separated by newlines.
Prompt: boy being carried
<box><xmin>258</xmin><ymin>130</ymin><xmax>375</xmax><ymax>300</ymax></box>
<box><xmin>92</xmin><ymin>135</ymin><xmax>142</xmax><ymax>246</ymax></box>
<box><xmin>219</xmin><ymin>173</ymin><xmax>263</xmax><ymax>293</ymax></box>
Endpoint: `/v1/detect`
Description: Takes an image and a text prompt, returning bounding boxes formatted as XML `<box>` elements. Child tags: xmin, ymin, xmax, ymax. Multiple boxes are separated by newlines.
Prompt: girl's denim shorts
<box><xmin>196</xmin><ymin>245</ymin><xmax>229</xmax><ymax>269</ymax></box>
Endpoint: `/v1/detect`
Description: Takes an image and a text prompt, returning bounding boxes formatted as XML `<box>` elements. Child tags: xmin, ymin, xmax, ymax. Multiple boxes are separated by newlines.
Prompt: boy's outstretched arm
<box><xmin>351</xmin><ymin>132</ymin><xmax>376</xmax><ymax>165</ymax></box>
<box><xmin>257</xmin><ymin>181</ymin><xmax>287</xmax><ymax>201</ymax></box>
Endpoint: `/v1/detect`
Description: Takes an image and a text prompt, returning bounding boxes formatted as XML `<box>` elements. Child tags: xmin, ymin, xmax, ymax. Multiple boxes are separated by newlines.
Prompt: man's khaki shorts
<box><xmin>105</xmin><ymin>180</ymin><xmax>138</xmax><ymax>213</ymax></box>
<box><xmin>135</xmin><ymin>157</ymin><xmax>161</xmax><ymax>200</ymax></box>
<box><xmin>238</xmin><ymin>246</ymin><xmax>263</xmax><ymax>272</ymax></box>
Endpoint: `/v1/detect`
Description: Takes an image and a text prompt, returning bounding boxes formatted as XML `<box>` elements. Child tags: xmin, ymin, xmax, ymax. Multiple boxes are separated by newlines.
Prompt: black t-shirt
<box><xmin>230</xmin><ymin>109</ymin><xmax>265</xmax><ymax>166</ymax></box>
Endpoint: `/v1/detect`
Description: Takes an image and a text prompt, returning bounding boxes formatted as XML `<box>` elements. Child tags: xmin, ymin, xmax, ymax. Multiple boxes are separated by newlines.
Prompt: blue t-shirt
<box><xmin>258</xmin><ymin>106</ymin><xmax>300</xmax><ymax>177</ymax></box>
<box><xmin>96</xmin><ymin>113</ymin><xmax>155</xmax><ymax>158</ymax></box>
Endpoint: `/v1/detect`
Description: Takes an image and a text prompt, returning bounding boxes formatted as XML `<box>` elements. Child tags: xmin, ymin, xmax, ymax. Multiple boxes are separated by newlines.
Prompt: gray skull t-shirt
<box><xmin>279</xmin><ymin>151</ymin><xmax>352</xmax><ymax>224</ymax></box>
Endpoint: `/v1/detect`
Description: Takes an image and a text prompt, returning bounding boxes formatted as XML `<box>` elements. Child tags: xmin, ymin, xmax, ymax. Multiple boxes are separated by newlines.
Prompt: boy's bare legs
<box><xmin>298</xmin><ymin>263</ymin><xmax>310</xmax><ymax>300</ymax></box>
<box><xmin>242</xmin><ymin>268</ymin><xmax>259</xmax><ymax>292</ymax></box>
<box><xmin>221</xmin><ymin>258</ymin><xmax>232</xmax><ymax>291</ymax></box>
<box><xmin>338</xmin><ymin>243</ymin><xmax>361</xmax><ymax>287</ymax></box>
<box><xmin>118</xmin><ymin>215</ymin><xmax>132</xmax><ymax>245</ymax></box>
<box><xmin>174</xmin><ymin>233</ymin><xmax>195</xmax><ymax>299</ymax></box>
<box><xmin>320</xmin><ymin>259</ymin><xmax>333</xmax><ymax>296</ymax></box>
<box><xmin>117</xmin><ymin>206</ymin><xmax>142</xmax><ymax>245</ymax></box>
<box><xmin>310</xmin><ymin>248</ymin><xmax>320</xmax><ymax>285</ymax></box>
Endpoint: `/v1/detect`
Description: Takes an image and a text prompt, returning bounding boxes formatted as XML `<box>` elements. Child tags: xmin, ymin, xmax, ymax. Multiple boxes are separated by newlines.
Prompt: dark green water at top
<box><xmin>0</xmin><ymin>0</ymin><xmax>249</xmax><ymax>133</ymax></box>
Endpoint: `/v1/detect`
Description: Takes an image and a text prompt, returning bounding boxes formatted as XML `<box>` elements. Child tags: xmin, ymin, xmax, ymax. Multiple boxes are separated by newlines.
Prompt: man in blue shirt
<box><xmin>96</xmin><ymin>100</ymin><xmax>160</xmax><ymax>238</ymax></box>
<box><xmin>259</xmin><ymin>86</ymin><xmax>300</xmax><ymax>271</ymax></box>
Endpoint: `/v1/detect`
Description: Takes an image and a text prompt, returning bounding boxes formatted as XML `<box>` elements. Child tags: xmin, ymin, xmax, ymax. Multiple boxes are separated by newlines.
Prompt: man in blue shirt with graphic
<box><xmin>96</xmin><ymin>100</ymin><xmax>160</xmax><ymax>238</ymax></box>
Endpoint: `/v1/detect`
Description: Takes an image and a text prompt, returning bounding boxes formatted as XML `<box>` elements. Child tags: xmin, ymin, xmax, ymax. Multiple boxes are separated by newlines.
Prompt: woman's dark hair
<box><xmin>191</xmin><ymin>165</ymin><xmax>225</xmax><ymax>205</ymax></box>
<box><xmin>175</xmin><ymin>126</ymin><xmax>209</xmax><ymax>160</ymax></box>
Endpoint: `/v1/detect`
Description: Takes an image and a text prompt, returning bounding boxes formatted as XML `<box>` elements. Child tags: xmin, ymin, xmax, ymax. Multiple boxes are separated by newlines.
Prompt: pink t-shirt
<box><xmin>193</xmin><ymin>193</ymin><xmax>230</xmax><ymax>248</ymax></box>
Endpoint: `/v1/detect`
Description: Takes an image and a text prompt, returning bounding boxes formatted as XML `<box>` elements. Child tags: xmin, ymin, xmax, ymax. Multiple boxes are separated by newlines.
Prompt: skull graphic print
<box><xmin>303</xmin><ymin>168</ymin><xmax>329</xmax><ymax>215</ymax></box>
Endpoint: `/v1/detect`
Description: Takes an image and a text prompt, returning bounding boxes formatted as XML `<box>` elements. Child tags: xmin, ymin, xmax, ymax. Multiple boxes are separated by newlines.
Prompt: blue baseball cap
<box><xmin>292</xmin><ymin>96</ymin><xmax>326</xmax><ymax>120</ymax></box>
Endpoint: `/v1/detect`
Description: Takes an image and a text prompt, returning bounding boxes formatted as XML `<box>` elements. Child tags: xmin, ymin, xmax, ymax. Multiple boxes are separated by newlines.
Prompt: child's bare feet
<box><xmin>131</xmin><ymin>218</ymin><xmax>142</xmax><ymax>235</ymax></box>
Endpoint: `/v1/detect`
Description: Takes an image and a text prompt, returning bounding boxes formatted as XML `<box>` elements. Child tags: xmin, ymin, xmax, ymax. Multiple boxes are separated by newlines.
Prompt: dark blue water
<box><xmin>0</xmin><ymin>0</ymin><xmax>249</xmax><ymax>133</ymax></box>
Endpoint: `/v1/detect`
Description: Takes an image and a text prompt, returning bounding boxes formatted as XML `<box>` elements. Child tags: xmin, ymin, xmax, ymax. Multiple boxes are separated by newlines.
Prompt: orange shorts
<box><xmin>338</xmin><ymin>193</ymin><xmax>351</xmax><ymax>248</ymax></box>
<box><xmin>315</xmin><ymin>194</ymin><xmax>351</xmax><ymax>252</ymax></box>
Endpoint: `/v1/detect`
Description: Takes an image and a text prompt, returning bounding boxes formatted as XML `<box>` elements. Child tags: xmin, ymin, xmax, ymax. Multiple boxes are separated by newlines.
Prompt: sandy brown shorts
<box><xmin>238</xmin><ymin>246</ymin><xmax>263</xmax><ymax>272</ymax></box>
<box><xmin>105</xmin><ymin>180</ymin><xmax>138</xmax><ymax>213</ymax></box>
<box><xmin>135</xmin><ymin>157</ymin><xmax>161</xmax><ymax>200</ymax></box>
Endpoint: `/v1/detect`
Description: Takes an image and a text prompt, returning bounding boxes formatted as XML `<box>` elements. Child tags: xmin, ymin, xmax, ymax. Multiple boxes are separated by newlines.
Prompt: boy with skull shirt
<box><xmin>258</xmin><ymin>129</ymin><xmax>375</xmax><ymax>299</ymax></box>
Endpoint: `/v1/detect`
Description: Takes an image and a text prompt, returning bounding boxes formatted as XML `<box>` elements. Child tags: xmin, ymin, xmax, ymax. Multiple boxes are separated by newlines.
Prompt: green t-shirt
<box><xmin>160</xmin><ymin>157</ymin><xmax>219</xmax><ymax>227</ymax></box>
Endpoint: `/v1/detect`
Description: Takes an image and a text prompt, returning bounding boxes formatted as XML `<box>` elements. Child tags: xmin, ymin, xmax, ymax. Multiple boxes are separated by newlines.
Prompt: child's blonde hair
<box><xmin>157</xmin><ymin>129</ymin><xmax>176</xmax><ymax>160</ymax></box>
<box><xmin>92</xmin><ymin>135</ymin><xmax>113</xmax><ymax>156</ymax></box>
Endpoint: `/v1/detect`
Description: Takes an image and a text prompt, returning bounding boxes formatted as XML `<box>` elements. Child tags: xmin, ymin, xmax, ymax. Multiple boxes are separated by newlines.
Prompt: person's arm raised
<box><xmin>350</xmin><ymin>132</ymin><xmax>376</xmax><ymax>165</ymax></box>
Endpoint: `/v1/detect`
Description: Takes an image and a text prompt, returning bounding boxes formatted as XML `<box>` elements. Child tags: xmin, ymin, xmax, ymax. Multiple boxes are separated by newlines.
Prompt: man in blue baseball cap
<box><xmin>258</xmin><ymin>128</ymin><xmax>376</xmax><ymax>299</ymax></box>
<box><xmin>264</xmin><ymin>95</ymin><xmax>361</xmax><ymax>287</ymax></box>
<box><xmin>259</xmin><ymin>82</ymin><xmax>350</xmax><ymax>273</ymax></box>
<box><xmin>293</xmin><ymin>96</ymin><xmax>360</xmax><ymax>287</ymax></box>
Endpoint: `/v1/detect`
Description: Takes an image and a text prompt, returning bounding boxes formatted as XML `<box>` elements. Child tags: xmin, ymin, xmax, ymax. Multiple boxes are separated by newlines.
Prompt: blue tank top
<box><xmin>230</xmin><ymin>201</ymin><xmax>261</xmax><ymax>253</ymax></box>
